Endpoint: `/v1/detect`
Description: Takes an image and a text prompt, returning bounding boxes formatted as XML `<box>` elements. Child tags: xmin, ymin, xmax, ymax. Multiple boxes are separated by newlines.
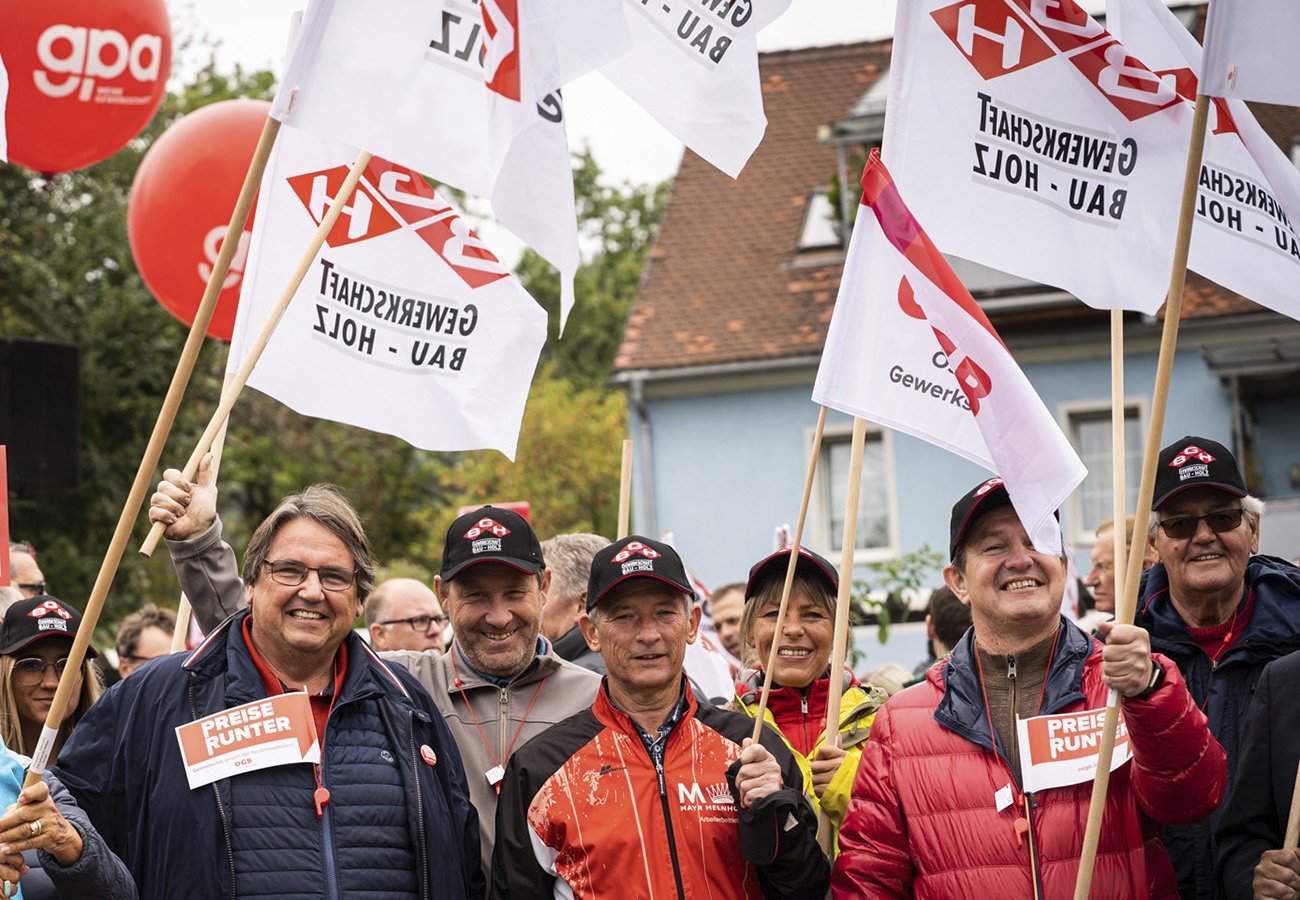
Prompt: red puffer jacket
<box><xmin>832</xmin><ymin>619</ymin><xmax>1226</xmax><ymax>899</ymax></box>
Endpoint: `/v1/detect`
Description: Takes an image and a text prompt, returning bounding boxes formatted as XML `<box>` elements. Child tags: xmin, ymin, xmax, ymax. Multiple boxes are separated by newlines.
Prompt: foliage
<box><xmin>848</xmin><ymin>543</ymin><xmax>946</xmax><ymax>658</ymax></box>
<box><xmin>824</xmin><ymin>144</ymin><xmax>875</xmax><ymax>231</ymax></box>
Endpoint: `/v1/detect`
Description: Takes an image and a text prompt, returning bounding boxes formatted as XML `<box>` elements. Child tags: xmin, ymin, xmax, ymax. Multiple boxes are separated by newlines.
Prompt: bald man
<box><xmin>365</xmin><ymin>577</ymin><xmax>448</xmax><ymax>653</ymax></box>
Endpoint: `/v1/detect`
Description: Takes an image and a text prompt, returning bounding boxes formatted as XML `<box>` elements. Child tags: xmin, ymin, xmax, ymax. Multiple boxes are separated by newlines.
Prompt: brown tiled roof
<box><xmin>616</xmin><ymin>41</ymin><xmax>890</xmax><ymax>372</ymax></box>
<box><xmin>617</xmin><ymin>21</ymin><xmax>1300</xmax><ymax>373</ymax></box>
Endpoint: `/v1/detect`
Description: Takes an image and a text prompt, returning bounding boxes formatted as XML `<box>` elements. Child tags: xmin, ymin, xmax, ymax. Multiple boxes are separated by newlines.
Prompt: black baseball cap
<box><xmin>949</xmin><ymin>477</ymin><xmax>1015</xmax><ymax>560</ymax></box>
<box><xmin>744</xmin><ymin>547</ymin><xmax>838</xmax><ymax>601</ymax></box>
<box><xmin>1153</xmin><ymin>436</ymin><xmax>1246</xmax><ymax>509</ymax></box>
<box><xmin>439</xmin><ymin>506</ymin><xmax>544</xmax><ymax>580</ymax></box>
<box><xmin>0</xmin><ymin>596</ymin><xmax>98</xmax><ymax>658</ymax></box>
<box><xmin>587</xmin><ymin>536</ymin><xmax>693</xmax><ymax>612</ymax></box>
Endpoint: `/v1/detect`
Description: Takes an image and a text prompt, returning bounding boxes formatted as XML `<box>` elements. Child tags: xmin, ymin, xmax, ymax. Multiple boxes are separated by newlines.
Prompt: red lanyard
<box><xmin>450</xmin><ymin>650</ymin><xmax>546</xmax><ymax>794</ymax></box>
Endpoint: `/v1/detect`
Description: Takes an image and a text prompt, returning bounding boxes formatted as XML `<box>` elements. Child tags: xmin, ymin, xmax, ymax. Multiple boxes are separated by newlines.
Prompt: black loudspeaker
<box><xmin>0</xmin><ymin>339</ymin><xmax>80</xmax><ymax>489</ymax></box>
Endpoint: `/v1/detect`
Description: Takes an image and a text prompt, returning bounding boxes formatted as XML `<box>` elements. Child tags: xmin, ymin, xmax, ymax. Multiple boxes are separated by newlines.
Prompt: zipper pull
<box><xmin>1007</xmin><ymin>655</ymin><xmax>1017</xmax><ymax>680</ymax></box>
<box><xmin>314</xmin><ymin>786</ymin><xmax>331</xmax><ymax>819</ymax></box>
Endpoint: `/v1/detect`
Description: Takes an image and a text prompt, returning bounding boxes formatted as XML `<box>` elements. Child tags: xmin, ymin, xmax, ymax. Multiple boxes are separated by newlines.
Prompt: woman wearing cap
<box><xmin>730</xmin><ymin>548</ymin><xmax>886</xmax><ymax>856</ymax></box>
<box><xmin>0</xmin><ymin>597</ymin><xmax>102</xmax><ymax>765</ymax></box>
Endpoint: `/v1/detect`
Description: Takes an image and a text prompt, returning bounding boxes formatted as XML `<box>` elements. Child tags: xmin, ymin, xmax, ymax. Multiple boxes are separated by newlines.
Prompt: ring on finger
<box><xmin>29</xmin><ymin>818</ymin><xmax>41</xmax><ymax>836</ymax></box>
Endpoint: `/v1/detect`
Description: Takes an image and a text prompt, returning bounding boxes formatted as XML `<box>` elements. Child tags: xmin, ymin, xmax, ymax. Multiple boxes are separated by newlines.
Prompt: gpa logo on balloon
<box><xmin>287</xmin><ymin>157</ymin><xmax>509</xmax><ymax>290</ymax></box>
<box><xmin>34</xmin><ymin>24</ymin><xmax>164</xmax><ymax>104</ymax></box>
<box><xmin>197</xmin><ymin>227</ymin><xmax>253</xmax><ymax>291</ymax></box>
<box><xmin>480</xmin><ymin>0</ymin><xmax>521</xmax><ymax>102</ymax></box>
<box><xmin>929</xmin><ymin>0</ymin><xmax>1179</xmax><ymax>122</ymax></box>
<box><xmin>1171</xmin><ymin>444</ymin><xmax>1214</xmax><ymax>481</ymax></box>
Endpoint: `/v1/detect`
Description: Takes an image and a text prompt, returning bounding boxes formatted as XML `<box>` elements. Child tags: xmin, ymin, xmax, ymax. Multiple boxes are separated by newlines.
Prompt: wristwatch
<box><xmin>1133</xmin><ymin>660</ymin><xmax>1165</xmax><ymax>701</ymax></box>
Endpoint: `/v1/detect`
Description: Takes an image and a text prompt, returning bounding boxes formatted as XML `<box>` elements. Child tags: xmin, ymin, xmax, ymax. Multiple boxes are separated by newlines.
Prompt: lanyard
<box><xmin>450</xmin><ymin>650</ymin><xmax>546</xmax><ymax>793</ymax></box>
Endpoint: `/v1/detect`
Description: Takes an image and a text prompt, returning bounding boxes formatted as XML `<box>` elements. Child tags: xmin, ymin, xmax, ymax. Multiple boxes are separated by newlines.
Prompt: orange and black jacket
<box><xmin>489</xmin><ymin>681</ymin><xmax>830</xmax><ymax>899</ymax></box>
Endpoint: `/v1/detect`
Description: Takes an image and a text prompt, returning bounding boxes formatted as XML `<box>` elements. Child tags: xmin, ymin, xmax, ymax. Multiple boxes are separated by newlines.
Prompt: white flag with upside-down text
<box><xmin>600</xmin><ymin>0</ymin><xmax>792</xmax><ymax>178</ymax></box>
<box><xmin>1110</xmin><ymin>0</ymin><xmax>1300</xmax><ymax>320</ymax></box>
<box><xmin>1201</xmin><ymin>0</ymin><xmax>1300</xmax><ymax>106</ymax></box>
<box><xmin>813</xmin><ymin>154</ymin><xmax>1084</xmax><ymax>554</ymax></box>
<box><xmin>884</xmin><ymin>0</ymin><xmax>1192</xmax><ymax>314</ymax></box>
<box><xmin>229</xmin><ymin>124</ymin><xmax>547</xmax><ymax>458</ymax></box>
<box><xmin>272</xmin><ymin>0</ymin><xmax>629</xmax><ymax>329</ymax></box>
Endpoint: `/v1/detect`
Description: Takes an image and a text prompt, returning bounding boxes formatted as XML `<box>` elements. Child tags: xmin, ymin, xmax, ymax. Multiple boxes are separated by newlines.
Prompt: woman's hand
<box><xmin>809</xmin><ymin>744</ymin><xmax>846</xmax><ymax>796</ymax></box>
<box><xmin>0</xmin><ymin>782</ymin><xmax>84</xmax><ymax>867</ymax></box>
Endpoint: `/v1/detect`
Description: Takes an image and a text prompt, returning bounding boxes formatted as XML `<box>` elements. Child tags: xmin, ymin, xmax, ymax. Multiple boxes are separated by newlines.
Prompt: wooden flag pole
<box><xmin>140</xmin><ymin>150</ymin><xmax>375</xmax><ymax>558</ymax></box>
<box><xmin>1109</xmin><ymin>309</ymin><xmax>1129</xmax><ymax>616</ymax></box>
<box><xmin>616</xmin><ymin>439</ymin><xmax>634</xmax><ymax>539</ymax></box>
<box><xmin>1285</xmin><ymin>756</ymin><xmax>1300</xmax><ymax>850</ymax></box>
<box><xmin>817</xmin><ymin>415</ymin><xmax>868</xmax><ymax>853</ymax></box>
<box><xmin>21</xmin><ymin>118</ymin><xmax>282</xmax><ymax>786</ymax></box>
<box><xmin>749</xmin><ymin>406</ymin><xmax>828</xmax><ymax>744</ymax></box>
<box><xmin>170</xmin><ymin>370</ymin><xmax>237</xmax><ymax>652</ymax></box>
<box><xmin>1073</xmin><ymin>93</ymin><xmax>1211</xmax><ymax>900</ymax></box>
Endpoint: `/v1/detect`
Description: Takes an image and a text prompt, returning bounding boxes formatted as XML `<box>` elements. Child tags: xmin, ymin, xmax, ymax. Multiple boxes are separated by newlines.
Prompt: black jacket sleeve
<box><xmin>1215</xmin><ymin>657</ymin><xmax>1293</xmax><ymax>900</ymax></box>
<box><xmin>744</xmin><ymin>726</ymin><xmax>832</xmax><ymax>899</ymax></box>
<box><xmin>488</xmin><ymin>750</ymin><xmax>555</xmax><ymax>900</ymax></box>
<box><xmin>37</xmin><ymin>771</ymin><xmax>139</xmax><ymax>900</ymax></box>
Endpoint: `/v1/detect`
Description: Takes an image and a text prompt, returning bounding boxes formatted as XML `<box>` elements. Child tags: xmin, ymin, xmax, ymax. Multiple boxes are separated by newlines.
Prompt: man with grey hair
<box><xmin>540</xmin><ymin>532</ymin><xmax>609</xmax><ymax>673</ymax></box>
<box><xmin>8</xmin><ymin>543</ymin><xmax>46</xmax><ymax>599</ymax></box>
<box><xmin>56</xmin><ymin>481</ymin><xmax>482</xmax><ymax>900</ymax></box>
<box><xmin>1135</xmin><ymin>435</ymin><xmax>1300</xmax><ymax>898</ymax></box>
<box><xmin>365</xmin><ymin>578</ymin><xmax>447</xmax><ymax>653</ymax></box>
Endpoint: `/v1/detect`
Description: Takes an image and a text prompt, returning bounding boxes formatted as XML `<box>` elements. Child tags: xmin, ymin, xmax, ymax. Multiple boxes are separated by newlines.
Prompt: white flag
<box><xmin>600</xmin><ymin>0</ymin><xmax>792</xmax><ymax>178</ymax></box>
<box><xmin>1110</xmin><ymin>0</ymin><xmax>1300</xmax><ymax>319</ymax></box>
<box><xmin>0</xmin><ymin>53</ymin><xmax>8</xmax><ymax>162</ymax></box>
<box><xmin>272</xmin><ymin>0</ymin><xmax>628</xmax><ymax>329</ymax></box>
<box><xmin>883</xmin><ymin>0</ymin><xmax>1193</xmax><ymax>315</ymax></box>
<box><xmin>1202</xmin><ymin>0</ymin><xmax>1300</xmax><ymax>105</ymax></box>
<box><xmin>229</xmin><ymin>124</ymin><xmax>547</xmax><ymax>458</ymax></box>
<box><xmin>813</xmin><ymin>155</ymin><xmax>1084</xmax><ymax>554</ymax></box>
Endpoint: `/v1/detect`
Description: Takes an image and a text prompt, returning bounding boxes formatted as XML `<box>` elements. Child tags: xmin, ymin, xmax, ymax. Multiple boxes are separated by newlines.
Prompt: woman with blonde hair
<box><xmin>731</xmin><ymin>547</ymin><xmax>886</xmax><ymax>856</ymax></box>
<box><xmin>0</xmin><ymin>596</ymin><xmax>102</xmax><ymax>763</ymax></box>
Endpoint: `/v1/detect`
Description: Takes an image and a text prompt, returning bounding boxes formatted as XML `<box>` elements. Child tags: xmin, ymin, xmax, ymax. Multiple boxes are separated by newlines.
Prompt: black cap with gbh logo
<box><xmin>587</xmin><ymin>536</ymin><xmax>693</xmax><ymax>612</ymax></box>
<box><xmin>440</xmin><ymin>505</ymin><xmax>544</xmax><ymax>580</ymax></box>
<box><xmin>1153</xmin><ymin>436</ymin><xmax>1246</xmax><ymax>509</ymax></box>
<box><xmin>0</xmin><ymin>596</ymin><xmax>98</xmax><ymax>658</ymax></box>
<box><xmin>948</xmin><ymin>477</ymin><xmax>1014</xmax><ymax>560</ymax></box>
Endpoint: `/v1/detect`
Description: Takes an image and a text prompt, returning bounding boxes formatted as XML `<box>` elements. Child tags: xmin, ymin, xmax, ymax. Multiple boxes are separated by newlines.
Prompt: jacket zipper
<box><xmin>655</xmin><ymin>756</ymin><xmax>688</xmax><ymax>900</ymax></box>
<box><xmin>498</xmin><ymin>688</ymin><xmax>510</xmax><ymax>759</ymax></box>
<box><xmin>800</xmin><ymin>693</ymin><xmax>810</xmax><ymax>755</ymax></box>
<box><xmin>190</xmin><ymin>685</ymin><xmax>237</xmax><ymax>900</ymax></box>
<box><xmin>408</xmin><ymin>713</ymin><xmax>431</xmax><ymax>900</ymax></box>
<box><xmin>321</xmin><ymin>707</ymin><xmax>340</xmax><ymax>900</ymax></box>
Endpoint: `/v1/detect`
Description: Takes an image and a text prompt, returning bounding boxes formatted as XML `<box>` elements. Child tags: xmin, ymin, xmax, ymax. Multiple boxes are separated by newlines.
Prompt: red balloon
<box><xmin>128</xmin><ymin>99</ymin><xmax>269</xmax><ymax>342</ymax></box>
<box><xmin>1</xmin><ymin>0</ymin><xmax>171</xmax><ymax>173</ymax></box>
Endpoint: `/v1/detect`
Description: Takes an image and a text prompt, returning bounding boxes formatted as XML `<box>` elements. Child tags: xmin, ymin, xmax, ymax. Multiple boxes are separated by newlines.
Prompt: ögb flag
<box><xmin>271</xmin><ymin>0</ymin><xmax>627</xmax><ymax>330</ymax></box>
<box><xmin>813</xmin><ymin>154</ymin><xmax>1085</xmax><ymax>554</ymax></box>
<box><xmin>883</xmin><ymin>0</ymin><xmax>1191</xmax><ymax>315</ymax></box>
<box><xmin>1110</xmin><ymin>0</ymin><xmax>1300</xmax><ymax>319</ymax></box>
<box><xmin>229</xmin><ymin>124</ymin><xmax>546</xmax><ymax>458</ymax></box>
<box><xmin>1202</xmin><ymin>0</ymin><xmax>1300</xmax><ymax>105</ymax></box>
<box><xmin>599</xmin><ymin>0</ymin><xmax>792</xmax><ymax>178</ymax></box>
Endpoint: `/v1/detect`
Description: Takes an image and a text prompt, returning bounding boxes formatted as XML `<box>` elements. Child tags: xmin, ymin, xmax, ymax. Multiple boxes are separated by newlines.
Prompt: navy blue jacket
<box><xmin>1136</xmin><ymin>555</ymin><xmax>1300</xmax><ymax>899</ymax></box>
<box><xmin>51</xmin><ymin>610</ymin><xmax>483</xmax><ymax>900</ymax></box>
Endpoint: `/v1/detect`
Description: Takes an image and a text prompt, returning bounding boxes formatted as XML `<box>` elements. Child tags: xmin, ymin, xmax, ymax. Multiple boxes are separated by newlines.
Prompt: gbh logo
<box><xmin>34</xmin><ymin>24</ymin><xmax>164</xmax><ymax>102</ymax></box>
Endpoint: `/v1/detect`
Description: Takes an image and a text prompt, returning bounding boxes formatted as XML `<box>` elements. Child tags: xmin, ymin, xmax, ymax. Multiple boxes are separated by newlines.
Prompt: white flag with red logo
<box><xmin>228</xmin><ymin>124</ymin><xmax>546</xmax><ymax>458</ymax></box>
<box><xmin>598</xmin><ymin>0</ymin><xmax>792</xmax><ymax>178</ymax></box>
<box><xmin>0</xmin><ymin>52</ymin><xmax>8</xmax><ymax>161</ymax></box>
<box><xmin>883</xmin><ymin>0</ymin><xmax>1194</xmax><ymax>315</ymax></box>
<box><xmin>1201</xmin><ymin>0</ymin><xmax>1300</xmax><ymax>105</ymax></box>
<box><xmin>271</xmin><ymin>0</ymin><xmax>628</xmax><ymax>329</ymax></box>
<box><xmin>813</xmin><ymin>155</ymin><xmax>1084</xmax><ymax>554</ymax></box>
<box><xmin>1110</xmin><ymin>0</ymin><xmax>1300</xmax><ymax>320</ymax></box>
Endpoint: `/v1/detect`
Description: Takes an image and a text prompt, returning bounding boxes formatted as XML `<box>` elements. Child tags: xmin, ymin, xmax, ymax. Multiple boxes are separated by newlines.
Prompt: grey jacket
<box><xmin>168</xmin><ymin>517</ymin><xmax>600</xmax><ymax>882</ymax></box>
<box><xmin>36</xmin><ymin>772</ymin><xmax>139</xmax><ymax>899</ymax></box>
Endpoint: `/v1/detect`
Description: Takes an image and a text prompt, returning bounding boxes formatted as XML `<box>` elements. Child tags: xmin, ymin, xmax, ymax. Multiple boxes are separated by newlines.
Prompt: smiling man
<box><xmin>833</xmin><ymin>477</ymin><xmax>1225</xmax><ymax>898</ymax></box>
<box><xmin>56</xmin><ymin>485</ymin><xmax>481</xmax><ymax>900</ymax></box>
<box><xmin>1134</xmin><ymin>436</ymin><xmax>1300</xmax><ymax>899</ymax></box>
<box><xmin>491</xmin><ymin>535</ymin><xmax>829</xmax><ymax>899</ymax></box>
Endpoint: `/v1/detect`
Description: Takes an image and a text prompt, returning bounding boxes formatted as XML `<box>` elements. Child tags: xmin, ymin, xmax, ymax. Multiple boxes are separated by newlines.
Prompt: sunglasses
<box><xmin>1156</xmin><ymin>508</ymin><xmax>1244</xmax><ymax>540</ymax></box>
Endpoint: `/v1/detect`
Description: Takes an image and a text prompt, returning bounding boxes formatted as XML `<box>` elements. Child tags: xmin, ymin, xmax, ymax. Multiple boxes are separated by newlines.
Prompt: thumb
<box><xmin>196</xmin><ymin>452</ymin><xmax>217</xmax><ymax>488</ymax></box>
<box><xmin>1095</xmin><ymin>619</ymin><xmax>1113</xmax><ymax>637</ymax></box>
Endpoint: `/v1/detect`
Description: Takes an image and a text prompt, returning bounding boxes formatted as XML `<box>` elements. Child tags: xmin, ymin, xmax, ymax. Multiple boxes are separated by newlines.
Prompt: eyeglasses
<box><xmin>262</xmin><ymin>559</ymin><xmax>357</xmax><ymax>591</ymax></box>
<box><xmin>120</xmin><ymin>653</ymin><xmax>167</xmax><ymax>665</ymax></box>
<box><xmin>13</xmin><ymin>657</ymin><xmax>73</xmax><ymax>686</ymax></box>
<box><xmin>377</xmin><ymin>614</ymin><xmax>448</xmax><ymax>633</ymax></box>
<box><xmin>1156</xmin><ymin>508</ymin><xmax>1244</xmax><ymax>540</ymax></box>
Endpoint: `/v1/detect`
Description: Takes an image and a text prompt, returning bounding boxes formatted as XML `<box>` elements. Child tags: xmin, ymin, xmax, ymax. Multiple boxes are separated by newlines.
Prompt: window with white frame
<box><xmin>820</xmin><ymin>430</ymin><xmax>893</xmax><ymax>555</ymax></box>
<box><xmin>798</xmin><ymin>188</ymin><xmax>841</xmax><ymax>251</ymax></box>
<box><xmin>1068</xmin><ymin>406</ymin><xmax>1142</xmax><ymax>538</ymax></box>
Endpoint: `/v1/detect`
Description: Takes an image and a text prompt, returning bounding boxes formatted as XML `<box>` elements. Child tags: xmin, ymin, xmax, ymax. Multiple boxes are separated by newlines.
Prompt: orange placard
<box><xmin>1016</xmin><ymin>707</ymin><xmax>1131</xmax><ymax>793</ymax></box>
<box><xmin>175</xmin><ymin>693</ymin><xmax>320</xmax><ymax>789</ymax></box>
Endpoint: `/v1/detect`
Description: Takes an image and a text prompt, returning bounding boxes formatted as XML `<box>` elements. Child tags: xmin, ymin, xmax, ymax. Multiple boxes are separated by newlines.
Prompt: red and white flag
<box><xmin>883</xmin><ymin>0</ymin><xmax>1192</xmax><ymax>315</ymax></box>
<box><xmin>271</xmin><ymin>0</ymin><xmax>627</xmax><ymax>329</ymax></box>
<box><xmin>1110</xmin><ymin>0</ymin><xmax>1300</xmax><ymax>319</ymax></box>
<box><xmin>1201</xmin><ymin>0</ymin><xmax>1300</xmax><ymax>105</ymax></box>
<box><xmin>813</xmin><ymin>154</ymin><xmax>1085</xmax><ymax>554</ymax></box>
<box><xmin>229</xmin><ymin>124</ymin><xmax>547</xmax><ymax>458</ymax></box>
<box><xmin>599</xmin><ymin>0</ymin><xmax>792</xmax><ymax>178</ymax></box>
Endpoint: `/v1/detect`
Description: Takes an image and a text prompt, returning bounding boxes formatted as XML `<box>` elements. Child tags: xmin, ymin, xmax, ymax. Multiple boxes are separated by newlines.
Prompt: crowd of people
<box><xmin>0</xmin><ymin>433</ymin><xmax>1296</xmax><ymax>898</ymax></box>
